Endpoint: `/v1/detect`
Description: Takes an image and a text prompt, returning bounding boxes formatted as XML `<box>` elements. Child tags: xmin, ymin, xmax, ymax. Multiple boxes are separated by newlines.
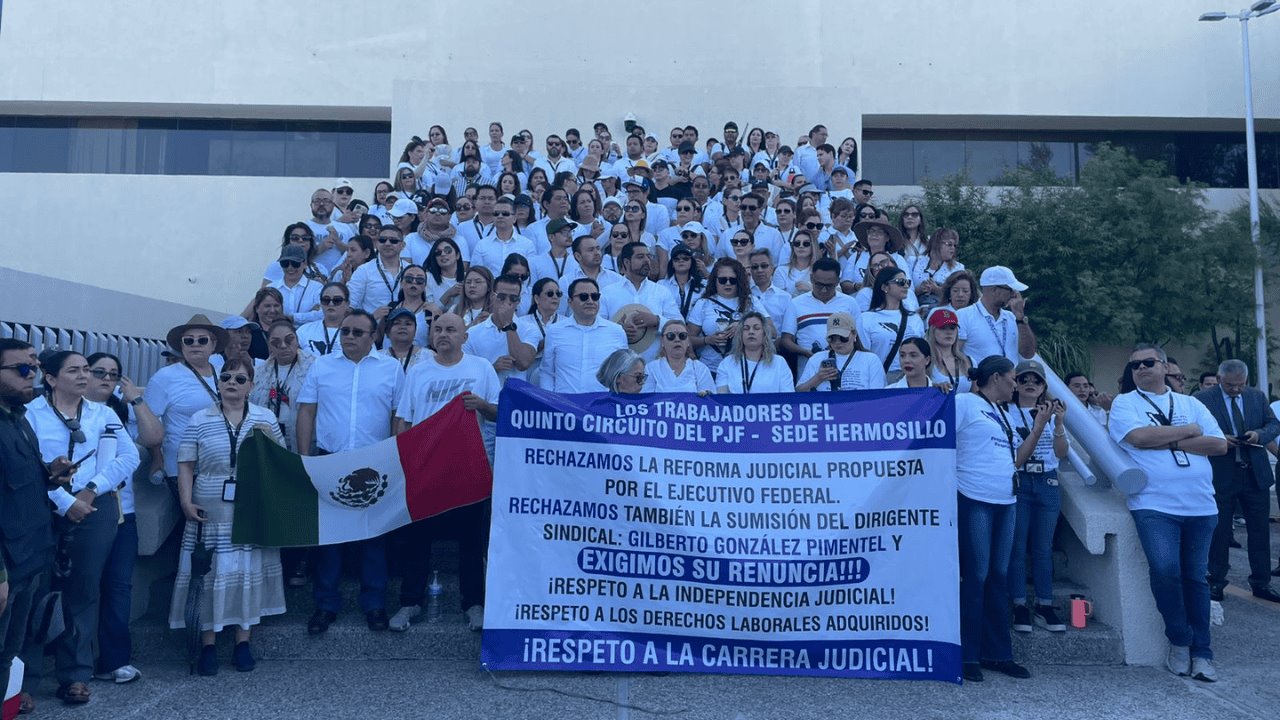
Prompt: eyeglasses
<box><xmin>890</xmin><ymin>278</ymin><xmax>912</xmax><ymax>288</ymax></box>
<box><xmin>730</xmin><ymin>238</ymin><xmax>752</xmax><ymax>246</ymax></box>
<box><xmin>664</xmin><ymin>331</ymin><xmax>689</xmax><ymax>341</ymax></box>
<box><xmin>805</xmin><ymin>222</ymin><xmax>824</xmax><ymax>230</ymax></box>
<box><xmin>269</xmin><ymin>337</ymin><xmax>297</xmax><ymax>348</ymax></box>
<box><xmin>288</xmin><ymin>233</ymin><xmax>313</xmax><ymax>242</ymax></box>
<box><xmin>0</xmin><ymin>363</ymin><xmax>37</xmax><ymax>378</ymax></box>
<box><xmin>280</xmin><ymin>260</ymin><xmax>302</xmax><ymax>269</ymax></box>
<box><xmin>90</xmin><ymin>368</ymin><xmax>120</xmax><ymax>381</ymax></box>
<box><xmin>320</xmin><ymin>296</ymin><xmax>347</xmax><ymax>306</ymax></box>
<box><xmin>1127</xmin><ymin>358</ymin><xmax>1161</xmax><ymax>371</ymax></box>
<box><xmin>791</xmin><ymin>240</ymin><xmax>812</xmax><ymax>247</ymax></box>
<box><xmin>493</xmin><ymin>211</ymin><xmax>513</xmax><ymax>217</ymax></box>
<box><xmin>716</xmin><ymin>276</ymin><xmax>738</xmax><ymax>286</ymax></box>
<box><xmin>749</xmin><ymin>264</ymin><xmax>771</xmax><ymax>272</ymax></box>
<box><xmin>812</xmin><ymin>280</ymin><xmax>837</xmax><ymax>290</ymax></box>
<box><xmin>402</xmin><ymin>276</ymin><xmax>426</xmax><ymax>285</ymax></box>
<box><xmin>377</xmin><ymin>237</ymin><xmax>401</xmax><ymax>244</ymax></box>
<box><xmin>573</xmin><ymin>292</ymin><xmax>601</xmax><ymax>302</ymax></box>
<box><xmin>494</xmin><ymin>292</ymin><xmax>520</xmax><ymax>303</ymax></box>
<box><xmin>339</xmin><ymin>327</ymin><xmax>369</xmax><ymax>338</ymax></box>
<box><xmin>181</xmin><ymin>336</ymin><xmax>211</xmax><ymax>347</ymax></box>
<box><xmin>543</xmin><ymin>289</ymin><xmax>563</xmax><ymax>297</ymax></box>
<box><xmin>218</xmin><ymin>373</ymin><xmax>250</xmax><ymax>385</ymax></box>
<box><xmin>627</xmin><ymin>373</ymin><xmax>648</xmax><ymax>386</ymax></box>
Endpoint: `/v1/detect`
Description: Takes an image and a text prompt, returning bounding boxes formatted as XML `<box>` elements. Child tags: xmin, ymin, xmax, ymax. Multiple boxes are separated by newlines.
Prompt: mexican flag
<box><xmin>231</xmin><ymin>396</ymin><xmax>492</xmax><ymax>547</ymax></box>
<box><xmin>3</xmin><ymin>658</ymin><xmax>22</xmax><ymax>720</ymax></box>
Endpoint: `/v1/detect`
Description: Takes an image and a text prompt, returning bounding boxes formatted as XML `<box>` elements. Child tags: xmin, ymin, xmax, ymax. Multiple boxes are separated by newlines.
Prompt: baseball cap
<box><xmin>219</xmin><ymin>316</ymin><xmax>259</xmax><ymax>332</ymax></box>
<box><xmin>389</xmin><ymin>199</ymin><xmax>418</xmax><ymax>218</ymax></box>
<box><xmin>980</xmin><ymin>266</ymin><xmax>1029</xmax><ymax>292</ymax></box>
<box><xmin>334</xmin><ymin>178</ymin><xmax>354</xmax><ymax>191</ymax></box>
<box><xmin>826</xmin><ymin>312</ymin><xmax>855</xmax><ymax>338</ymax></box>
<box><xmin>278</xmin><ymin>245</ymin><xmax>308</xmax><ymax>265</ymax></box>
<box><xmin>627</xmin><ymin>160</ymin><xmax>652</xmax><ymax>175</ymax></box>
<box><xmin>547</xmin><ymin>218</ymin><xmax>578</xmax><ymax>235</ymax></box>
<box><xmin>602</xmin><ymin>197</ymin><xmax>624</xmax><ymax>211</ymax></box>
<box><xmin>681</xmin><ymin>221</ymin><xmax>707</xmax><ymax>235</ymax></box>
<box><xmin>927</xmin><ymin>308</ymin><xmax>959</xmax><ymax>329</ymax></box>
<box><xmin>1015</xmin><ymin>359</ymin><xmax>1047</xmax><ymax>382</ymax></box>
<box><xmin>678</xmin><ymin>141</ymin><xmax>696</xmax><ymax>155</ymax></box>
<box><xmin>386</xmin><ymin>307</ymin><xmax>417</xmax><ymax>326</ymax></box>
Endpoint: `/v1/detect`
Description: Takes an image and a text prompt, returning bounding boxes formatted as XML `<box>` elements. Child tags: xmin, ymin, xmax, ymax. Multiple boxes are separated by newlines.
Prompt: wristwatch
<box><xmin>128</xmin><ymin>396</ymin><xmax>145</xmax><ymax>407</ymax></box>
<box><xmin>1016</xmin><ymin>317</ymin><xmax>1028</xmax><ymax>325</ymax></box>
<box><xmin>502</xmin><ymin>322</ymin><xmax>518</xmax><ymax>333</ymax></box>
<box><xmin>82</xmin><ymin>480</ymin><xmax>99</xmax><ymax>497</ymax></box>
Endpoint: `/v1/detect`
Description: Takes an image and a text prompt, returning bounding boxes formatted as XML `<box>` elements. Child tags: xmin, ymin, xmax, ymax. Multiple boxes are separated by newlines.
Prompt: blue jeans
<box><xmin>97</xmin><ymin>513</ymin><xmax>138</xmax><ymax>673</ymax></box>
<box><xmin>1131</xmin><ymin>510</ymin><xmax>1216</xmax><ymax>659</ymax></box>
<box><xmin>1010</xmin><ymin>471</ymin><xmax>1061</xmax><ymax>605</ymax></box>
<box><xmin>312</xmin><ymin>537</ymin><xmax>387</xmax><ymax>614</ymax></box>
<box><xmin>958</xmin><ymin>493</ymin><xmax>1016</xmax><ymax>664</ymax></box>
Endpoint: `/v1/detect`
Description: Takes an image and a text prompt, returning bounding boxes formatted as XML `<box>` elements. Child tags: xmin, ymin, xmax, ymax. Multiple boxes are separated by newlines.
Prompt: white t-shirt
<box><xmin>397</xmin><ymin>353</ymin><xmax>501</xmax><ymax>454</ymax></box>
<box><xmin>142</xmin><ymin>363</ymin><xmax>221</xmax><ymax>477</ymax></box>
<box><xmin>304</xmin><ymin>219</ymin><xmax>356</xmax><ymax>270</ymax></box>
<box><xmin>957</xmin><ymin>302</ymin><xmax>1022</xmax><ymax>366</ymax></box>
<box><xmin>296</xmin><ymin>320</ymin><xmax>342</xmax><ymax>357</ymax></box>
<box><xmin>716</xmin><ymin>355</ymin><xmax>795</xmax><ymax>394</ymax></box>
<box><xmin>688</xmin><ymin>296</ymin><xmax>769</xmax><ymax>374</ymax></box>
<box><xmin>797</xmin><ymin>351</ymin><xmax>885</xmax><ymax>391</ymax></box>
<box><xmin>1007</xmin><ymin>404</ymin><xmax>1060</xmax><ymax>472</ymax></box>
<box><xmin>1108</xmin><ymin>388</ymin><xmax>1223</xmax><ymax>515</ymax></box>
<box><xmin>789</xmin><ymin>292</ymin><xmax>859</xmax><ymax>352</ymax></box>
<box><xmin>955</xmin><ymin>392</ymin><xmax>1020</xmax><ymax>505</ymax></box>
<box><xmin>856</xmin><ymin>308</ymin><xmax>925</xmax><ymax>374</ymax></box>
<box><xmin>644</xmin><ymin>358</ymin><xmax>716</xmax><ymax>394</ymax></box>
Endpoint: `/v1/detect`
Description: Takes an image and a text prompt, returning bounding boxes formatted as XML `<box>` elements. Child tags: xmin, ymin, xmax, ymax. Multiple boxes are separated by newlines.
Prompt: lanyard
<box><xmin>288</xmin><ymin>277</ymin><xmax>312</xmax><ymax>314</ymax></box>
<box><xmin>835</xmin><ymin>350</ymin><xmax>857</xmax><ymax>388</ymax></box>
<box><xmin>1134</xmin><ymin>388</ymin><xmax>1175</xmax><ymax>426</ymax></box>
<box><xmin>678</xmin><ymin>279</ymin><xmax>698</xmax><ymax>318</ymax></box>
<box><xmin>376</xmin><ymin>260</ymin><xmax>405</xmax><ymax>297</ymax></box>
<box><xmin>979</xmin><ymin>393</ymin><xmax>1018</xmax><ymax>468</ymax></box>
<box><xmin>52</xmin><ymin>399</ymin><xmax>85</xmax><ymax>460</ymax></box>
<box><xmin>270</xmin><ymin>360</ymin><xmax>297</xmax><ymax>418</ymax></box>
<box><xmin>389</xmin><ymin>346</ymin><xmax>415</xmax><ymax>373</ymax></box>
<box><xmin>184</xmin><ymin>361</ymin><xmax>220</xmax><ymax>403</ymax></box>
<box><xmin>321</xmin><ymin>324</ymin><xmax>339</xmax><ymax>354</ymax></box>
<box><xmin>981</xmin><ymin>309</ymin><xmax>1008</xmax><ymax>356</ymax></box>
<box><xmin>220</xmin><ymin>405</ymin><xmax>248</xmax><ymax>474</ymax></box>
<box><xmin>740</xmin><ymin>354</ymin><xmax>763</xmax><ymax>394</ymax></box>
<box><xmin>551</xmin><ymin>252</ymin><xmax>569</xmax><ymax>279</ymax></box>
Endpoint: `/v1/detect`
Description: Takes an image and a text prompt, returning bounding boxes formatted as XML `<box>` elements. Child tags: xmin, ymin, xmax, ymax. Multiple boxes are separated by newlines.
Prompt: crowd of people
<box><xmin>0</xmin><ymin>118</ymin><xmax>1278</xmax><ymax>707</ymax></box>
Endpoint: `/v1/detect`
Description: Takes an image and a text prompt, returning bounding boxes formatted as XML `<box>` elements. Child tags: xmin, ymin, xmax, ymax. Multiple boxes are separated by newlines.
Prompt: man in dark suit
<box><xmin>0</xmin><ymin>339</ymin><xmax>57</xmax><ymax>710</ymax></box>
<box><xmin>1195</xmin><ymin>359</ymin><xmax>1280</xmax><ymax>602</ymax></box>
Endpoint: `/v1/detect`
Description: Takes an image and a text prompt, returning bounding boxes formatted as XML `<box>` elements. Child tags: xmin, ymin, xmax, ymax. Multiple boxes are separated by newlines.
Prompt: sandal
<box><xmin>56</xmin><ymin>681</ymin><xmax>91</xmax><ymax>704</ymax></box>
<box><xmin>18</xmin><ymin>691</ymin><xmax>35</xmax><ymax>714</ymax></box>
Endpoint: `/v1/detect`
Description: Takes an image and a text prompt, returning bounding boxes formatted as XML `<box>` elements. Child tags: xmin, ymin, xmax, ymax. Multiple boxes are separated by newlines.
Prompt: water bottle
<box><xmin>427</xmin><ymin>571</ymin><xmax>443</xmax><ymax>622</ymax></box>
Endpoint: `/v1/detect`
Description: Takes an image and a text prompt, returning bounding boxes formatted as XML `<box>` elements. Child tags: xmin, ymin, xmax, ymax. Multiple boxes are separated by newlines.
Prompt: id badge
<box><xmin>1171</xmin><ymin>449</ymin><xmax>1191</xmax><ymax>468</ymax></box>
<box><xmin>1024</xmin><ymin>460</ymin><xmax>1045</xmax><ymax>475</ymax></box>
<box><xmin>222</xmin><ymin>479</ymin><xmax>237</xmax><ymax>502</ymax></box>
<box><xmin>1046</xmin><ymin>477</ymin><xmax>1059</xmax><ymax>487</ymax></box>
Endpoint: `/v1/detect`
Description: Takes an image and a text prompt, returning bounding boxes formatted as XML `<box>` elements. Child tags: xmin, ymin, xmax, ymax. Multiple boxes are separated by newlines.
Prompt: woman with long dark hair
<box><xmin>858</xmin><ymin>266</ymin><xmax>925</xmax><ymax>380</ymax></box>
<box><xmin>688</xmin><ymin>258</ymin><xmax>769</xmax><ymax>375</ymax></box>
<box><xmin>425</xmin><ymin>237</ymin><xmax>466</xmax><ymax>309</ymax></box>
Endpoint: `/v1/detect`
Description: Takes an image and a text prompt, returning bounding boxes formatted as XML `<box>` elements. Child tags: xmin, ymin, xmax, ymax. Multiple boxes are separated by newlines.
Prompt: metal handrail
<box><xmin>1039</xmin><ymin>354</ymin><xmax>1147</xmax><ymax>492</ymax></box>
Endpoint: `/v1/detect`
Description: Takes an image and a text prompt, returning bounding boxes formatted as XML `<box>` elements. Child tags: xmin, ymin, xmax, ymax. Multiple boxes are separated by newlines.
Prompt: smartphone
<box><xmin>51</xmin><ymin>449</ymin><xmax>97</xmax><ymax>480</ymax></box>
<box><xmin>820</xmin><ymin>358</ymin><xmax>836</xmax><ymax>372</ymax></box>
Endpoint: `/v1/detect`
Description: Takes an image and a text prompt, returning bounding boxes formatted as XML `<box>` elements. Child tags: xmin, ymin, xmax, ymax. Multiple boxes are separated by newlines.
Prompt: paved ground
<box><xmin>23</xmin><ymin>523</ymin><xmax>1280</xmax><ymax>719</ymax></box>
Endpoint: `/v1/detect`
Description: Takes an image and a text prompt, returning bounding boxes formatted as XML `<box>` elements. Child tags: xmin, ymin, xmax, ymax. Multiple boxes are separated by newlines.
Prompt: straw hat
<box><xmin>611</xmin><ymin>303</ymin><xmax>658</xmax><ymax>354</ymax></box>
<box><xmin>166</xmin><ymin>314</ymin><xmax>229</xmax><ymax>353</ymax></box>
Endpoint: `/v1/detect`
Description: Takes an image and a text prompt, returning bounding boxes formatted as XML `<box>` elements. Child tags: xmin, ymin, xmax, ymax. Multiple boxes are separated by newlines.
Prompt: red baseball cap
<box><xmin>928</xmin><ymin>308</ymin><xmax>959</xmax><ymax>329</ymax></box>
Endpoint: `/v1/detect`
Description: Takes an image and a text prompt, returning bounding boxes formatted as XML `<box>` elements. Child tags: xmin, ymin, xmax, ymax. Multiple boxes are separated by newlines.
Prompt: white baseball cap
<box><xmin>980</xmin><ymin>266</ymin><xmax>1028</xmax><ymax>292</ymax></box>
<box><xmin>389</xmin><ymin>199</ymin><xmax>418</xmax><ymax>218</ymax></box>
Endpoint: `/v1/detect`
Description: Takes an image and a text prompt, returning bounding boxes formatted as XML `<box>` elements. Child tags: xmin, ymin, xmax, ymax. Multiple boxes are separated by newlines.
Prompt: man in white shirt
<box><xmin>393</xmin><ymin>312</ymin><xmax>499</xmax><ymax>633</ymax></box>
<box><xmin>525</xmin><ymin>187</ymin><xmax>573</xmax><ymax>254</ymax></box>
<box><xmin>600</xmin><ymin>243</ymin><xmax>681</xmax><ymax>361</ymax></box>
<box><xmin>295</xmin><ymin>310</ymin><xmax>406</xmax><ymax>636</ymax></box>
<box><xmin>611</xmin><ymin>134</ymin><xmax>647</xmax><ymax>175</ymax></box>
<box><xmin>735</xmin><ymin>192</ymin><xmax>787</xmax><ymax>265</ymax></box>
<box><xmin>455</xmin><ymin>185</ymin><xmax>497</xmax><ymax>255</ymax></box>
<box><xmin>348</xmin><ymin>226</ymin><xmax>410</xmax><ymax>314</ymax></box>
<box><xmin>529</xmin><ymin>219</ymin><xmax>581</xmax><ymax>285</ymax></box>
<box><xmin>562</xmin><ymin>235</ymin><xmax>626</xmax><ymax>312</ymax></box>
<box><xmin>305</xmin><ymin>189</ymin><xmax>355</xmax><ymax>269</ymax></box>
<box><xmin>472</xmin><ymin>196</ymin><xmax>536</xmax><ymax>276</ymax></box>
<box><xmin>748</xmin><ymin>249</ymin><xmax>797</xmax><ymax>349</ymax></box>
<box><xmin>794</xmin><ymin>125</ymin><xmax>827</xmax><ymax>188</ymax></box>
<box><xmin>463</xmin><ymin>275</ymin><xmax>539</xmax><ymax>387</ymax></box>
<box><xmin>957</xmin><ymin>266</ymin><xmax>1038</xmax><ymax>366</ymax></box>
<box><xmin>1109</xmin><ymin>344</ymin><xmax>1227</xmax><ymax>682</ymax></box>
<box><xmin>270</xmin><ymin>245</ymin><xmax>323</xmax><ymax>325</ymax></box>
<box><xmin>782</xmin><ymin>258</ymin><xmax>858</xmax><ymax>362</ymax></box>
<box><xmin>533</xmin><ymin>134</ymin><xmax>577</xmax><ymax>179</ymax></box>
<box><xmin>539</xmin><ymin>279</ymin><xmax>628</xmax><ymax>393</ymax></box>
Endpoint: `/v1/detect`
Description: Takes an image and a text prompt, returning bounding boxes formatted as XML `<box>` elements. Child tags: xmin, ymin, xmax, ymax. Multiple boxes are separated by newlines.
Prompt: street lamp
<box><xmin>1200</xmin><ymin>1</ymin><xmax>1279</xmax><ymax>392</ymax></box>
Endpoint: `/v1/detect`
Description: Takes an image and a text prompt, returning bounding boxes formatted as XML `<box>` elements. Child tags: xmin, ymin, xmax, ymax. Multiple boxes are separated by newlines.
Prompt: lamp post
<box><xmin>1200</xmin><ymin>0</ymin><xmax>1278</xmax><ymax>392</ymax></box>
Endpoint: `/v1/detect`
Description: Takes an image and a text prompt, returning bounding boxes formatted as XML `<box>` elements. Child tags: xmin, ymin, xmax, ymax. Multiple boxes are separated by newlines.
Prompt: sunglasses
<box><xmin>624</xmin><ymin>205</ymin><xmax>642</xmax><ymax>212</ymax></box>
<box><xmin>335</xmin><ymin>188</ymin><xmax>353</xmax><ymax>195</ymax></box>
<box><xmin>543</xmin><ymin>289</ymin><xmax>563</xmax><ymax>297</ymax></box>
<box><xmin>494</xmin><ymin>292</ymin><xmax>520</xmax><ymax>303</ymax></box>
<box><xmin>664</xmin><ymin>331</ymin><xmax>689</xmax><ymax>341</ymax></box>
<box><xmin>573</xmin><ymin>292</ymin><xmax>601</xmax><ymax>302</ymax></box>
<box><xmin>427</xmin><ymin>207</ymin><xmax>449</xmax><ymax>215</ymax></box>
<box><xmin>280</xmin><ymin>260</ymin><xmax>302</xmax><ymax>269</ymax></box>
<box><xmin>858</xmin><ymin>213</ymin><xmax>877</xmax><ymax>220</ymax></box>
<box><xmin>218</xmin><ymin>373</ymin><xmax>250</xmax><ymax>386</ymax></box>
<box><xmin>716</xmin><ymin>276</ymin><xmax>738</xmax><ymax>286</ymax></box>
<box><xmin>511</xmin><ymin>274</ymin><xmax>529</xmax><ymax>283</ymax></box>
<box><xmin>828</xmin><ymin>334</ymin><xmax>852</xmax><ymax>343</ymax></box>
<box><xmin>627</xmin><ymin>373</ymin><xmax>648</xmax><ymax>385</ymax></box>
<box><xmin>805</xmin><ymin>222</ymin><xmax>824</xmax><ymax>230</ymax></box>
<box><xmin>493</xmin><ymin>211</ymin><xmax>513</xmax><ymax>217</ymax></box>
<box><xmin>791</xmin><ymin>240</ymin><xmax>812</xmax><ymax>247</ymax></box>
<box><xmin>726</xmin><ymin>195</ymin><xmax>741</xmax><ymax>202</ymax></box>
<box><xmin>778</xmin><ymin>207</ymin><xmax>794</xmax><ymax>214</ymax></box>
<box><xmin>856</xmin><ymin>188</ymin><xmax>875</xmax><ymax>197</ymax></box>
<box><xmin>433</xmin><ymin>246</ymin><xmax>455</xmax><ymax>256</ymax></box>
<box><xmin>288</xmin><ymin>233</ymin><xmax>313</xmax><ymax>242</ymax></box>
<box><xmin>61</xmin><ymin>418</ymin><xmax>87</xmax><ymax>445</ymax></box>
<box><xmin>402</xmin><ymin>276</ymin><xmax>426</xmax><ymax>285</ymax></box>
<box><xmin>611</xmin><ymin>232</ymin><xmax>629</xmax><ymax>239</ymax></box>
<box><xmin>730</xmin><ymin>238</ymin><xmax>752</xmax><ymax>246</ymax></box>
<box><xmin>181</xmin><ymin>336</ymin><xmax>212</xmax><ymax>347</ymax></box>
<box><xmin>0</xmin><ymin>363</ymin><xmax>38</xmax><ymax>378</ymax></box>
<box><xmin>320</xmin><ymin>296</ymin><xmax>347</xmax><ymax>305</ymax></box>
<box><xmin>1127</xmin><ymin>358</ymin><xmax>1161</xmax><ymax>371</ymax></box>
<box><xmin>741</xmin><ymin>205</ymin><xmax>760</xmax><ymax>212</ymax></box>
<box><xmin>90</xmin><ymin>368</ymin><xmax>120</xmax><ymax>381</ymax></box>
<box><xmin>377</xmin><ymin>237</ymin><xmax>401</xmax><ymax>244</ymax></box>
<box><xmin>269</xmin><ymin>337</ymin><xmax>297</xmax><ymax>348</ymax></box>
<box><xmin>339</xmin><ymin>327</ymin><xmax>369</xmax><ymax>338</ymax></box>
<box><xmin>456</xmin><ymin>204</ymin><xmax>474</xmax><ymax>211</ymax></box>
<box><xmin>749</xmin><ymin>263</ymin><xmax>770</xmax><ymax>271</ymax></box>
<box><xmin>889</xmin><ymin>278</ymin><xmax>912</xmax><ymax>288</ymax></box>
<box><xmin>1017</xmin><ymin>375</ymin><xmax>1045</xmax><ymax>385</ymax></box>
<box><xmin>903</xmin><ymin>211</ymin><xmax>921</xmax><ymax>217</ymax></box>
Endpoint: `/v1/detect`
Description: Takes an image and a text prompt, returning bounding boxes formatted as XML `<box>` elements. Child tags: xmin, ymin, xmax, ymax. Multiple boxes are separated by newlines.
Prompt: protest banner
<box><xmin>481</xmin><ymin>380</ymin><xmax>961</xmax><ymax>682</ymax></box>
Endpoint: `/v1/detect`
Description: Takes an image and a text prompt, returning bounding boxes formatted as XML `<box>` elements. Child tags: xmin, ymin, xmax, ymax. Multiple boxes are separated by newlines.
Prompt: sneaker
<box><xmin>980</xmin><ymin>660</ymin><xmax>1031</xmax><ymax>679</ymax></box>
<box><xmin>1033</xmin><ymin>605</ymin><xmax>1066</xmax><ymax>632</ymax></box>
<box><xmin>1190</xmin><ymin>657</ymin><xmax>1217</xmax><ymax>682</ymax></box>
<box><xmin>1166</xmin><ymin>645</ymin><xmax>1191</xmax><ymax>676</ymax></box>
<box><xmin>93</xmin><ymin>665</ymin><xmax>141</xmax><ymax>684</ymax></box>
<box><xmin>389</xmin><ymin>605</ymin><xmax>421</xmax><ymax>632</ymax></box>
<box><xmin>197</xmin><ymin>644</ymin><xmax>218</xmax><ymax>677</ymax></box>
<box><xmin>1012</xmin><ymin>604</ymin><xmax>1033</xmax><ymax>633</ymax></box>
<box><xmin>233</xmin><ymin>641</ymin><xmax>256</xmax><ymax>672</ymax></box>
<box><xmin>465</xmin><ymin>604</ymin><xmax>485</xmax><ymax>631</ymax></box>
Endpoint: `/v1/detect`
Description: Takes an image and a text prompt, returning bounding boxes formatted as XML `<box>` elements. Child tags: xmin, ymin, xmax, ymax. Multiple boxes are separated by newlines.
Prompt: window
<box><xmin>0</xmin><ymin>116</ymin><xmax>391</xmax><ymax>178</ymax></box>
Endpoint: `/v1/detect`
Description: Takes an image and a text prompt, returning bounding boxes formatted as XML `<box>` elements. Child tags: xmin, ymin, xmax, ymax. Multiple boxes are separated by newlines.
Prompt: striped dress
<box><xmin>168</xmin><ymin>403</ymin><xmax>287</xmax><ymax>632</ymax></box>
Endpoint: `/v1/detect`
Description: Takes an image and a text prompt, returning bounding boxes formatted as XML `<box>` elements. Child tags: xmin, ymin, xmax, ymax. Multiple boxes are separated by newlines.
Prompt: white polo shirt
<box><xmin>297</xmin><ymin>349</ymin><xmax>404</xmax><ymax>453</ymax></box>
<box><xmin>538</xmin><ymin>316</ymin><xmax>628</xmax><ymax>393</ymax></box>
<box><xmin>957</xmin><ymin>302</ymin><xmax>1023</xmax><ymax>366</ymax></box>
